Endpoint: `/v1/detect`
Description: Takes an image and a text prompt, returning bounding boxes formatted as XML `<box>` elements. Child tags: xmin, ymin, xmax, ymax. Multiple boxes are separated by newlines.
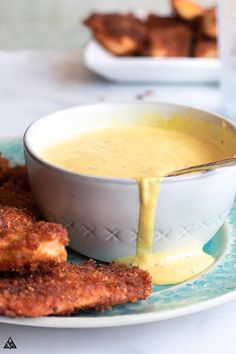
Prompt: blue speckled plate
<box><xmin>0</xmin><ymin>137</ymin><xmax>236</xmax><ymax>328</ymax></box>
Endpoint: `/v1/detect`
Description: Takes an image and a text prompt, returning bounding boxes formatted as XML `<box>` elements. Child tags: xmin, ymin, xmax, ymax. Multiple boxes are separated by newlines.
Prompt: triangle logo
<box><xmin>3</xmin><ymin>337</ymin><xmax>17</xmax><ymax>349</ymax></box>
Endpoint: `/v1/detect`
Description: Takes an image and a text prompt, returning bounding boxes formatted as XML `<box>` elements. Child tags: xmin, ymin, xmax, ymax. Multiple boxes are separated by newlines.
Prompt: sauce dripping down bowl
<box><xmin>23</xmin><ymin>102</ymin><xmax>236</xmax><ymax>284</ymax></box>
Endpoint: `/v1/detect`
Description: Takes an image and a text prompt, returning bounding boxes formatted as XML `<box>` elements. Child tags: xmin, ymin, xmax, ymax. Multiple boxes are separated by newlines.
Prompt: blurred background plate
<box><xmin>84</xmin><ymin>40</ymin><xmax>220</xmax><ymax>83</ymax></box>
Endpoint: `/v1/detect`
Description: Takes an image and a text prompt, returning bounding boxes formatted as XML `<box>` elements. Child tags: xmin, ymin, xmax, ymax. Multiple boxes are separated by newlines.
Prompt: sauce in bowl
<box><xmin>42</xmin><ymin>124</ymin><xmax>227</xmax><ymax>284</ymax></box>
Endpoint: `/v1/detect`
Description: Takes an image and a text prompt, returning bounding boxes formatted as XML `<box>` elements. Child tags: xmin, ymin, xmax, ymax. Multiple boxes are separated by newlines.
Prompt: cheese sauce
<box><xmin>42</xmin><ymin>124</ymin><xmax>226</xmax><ymax>284</ymax></box>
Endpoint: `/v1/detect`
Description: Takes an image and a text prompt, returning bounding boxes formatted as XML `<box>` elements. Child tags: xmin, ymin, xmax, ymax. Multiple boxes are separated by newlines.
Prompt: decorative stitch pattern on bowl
<box><xmin>129</xmin><ymin>230</ymin><xmax>137</xmax><ymax>243</ymax></box>
<box><xmin>44</xmin><ymin>206</ymin><xmax>229</xmax><ymax>253</ymax></box>
<box><xmin>55</xmin><ymin>209</ymin><xmax>229</xmax><ymax>245</ymax></box>
<box><xmin>61</xmin><ymin>216</ymin><xmax>75</xmax><ymax>233</ymax></box>
<box><xmin>44</xmin><ymin>208</ymin><xmax>58</xmax><ymax>223</ymax></box>
<box><xmin>154</xmin><ymin>229</ymin><xmax>171</xmax><ymax>242</ymax></box>
<box><xmin>175</xmin><ymin>225</ymin><xmax>192</xmax><ymax>240</ymax></box>
<box><xmin>198</xmin><ymin>210</ymin><xmax>228</xmax><ymax>233</ymax></box>
<box><xmin>150</xmin><ymin>210</ymin><xmax>230</xmax><ymax>245</ymax></box>
<box><xmin>93</xmin><ymin>220</ymin><xmax>232</xmax><ymax>317</ymax></box>
<box><xmin>81</xmin><ymin>225</ymin><xmax>96</xmax><ymax>239</ymax></box>
<box><xmin>105</xmin><ymin>228</ymin><xmax>120</xmax><ymax>242</ymax></box>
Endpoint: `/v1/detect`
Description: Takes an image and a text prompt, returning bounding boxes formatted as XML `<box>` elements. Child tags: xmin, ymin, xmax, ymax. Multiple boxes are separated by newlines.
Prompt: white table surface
<box><xmin>0</xmin><ymin>49</ymin><xmax>235</xmax><ymax>354</ymax></box>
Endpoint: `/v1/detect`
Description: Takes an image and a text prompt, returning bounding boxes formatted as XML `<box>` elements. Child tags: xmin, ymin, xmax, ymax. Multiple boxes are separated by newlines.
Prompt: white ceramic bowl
<box><xmin>24</xmin><ymin>102</ymin><xmax>236</xmax><ymax>262</ymax></box>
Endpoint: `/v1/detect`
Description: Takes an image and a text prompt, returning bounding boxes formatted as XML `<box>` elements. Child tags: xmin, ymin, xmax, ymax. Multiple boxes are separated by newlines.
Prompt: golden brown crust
<box><xmin>0</xmin><ymin>187</ymin><xmax>40</xmax><ymax>219</ymax></box>
<box><xmin>171</xmin><ymin>0</ymin><xmax>204</xmax><ymax>21</ymax></box>
<box><xmin>195</xmin><ymin>39</ymin><xmax>218</xmax><ymax>58</ymax></box>
<box><xmin>0</xmin><ymin>260</ymin><xmax>152</xmax><ymax>317</ymax></box>
<box><xmin>0</xmin><ymin>206</ymin><xmax>35</xmax><ymax>231</ymax></box>
<box><xmin>0</xmin><ymin>157</ymin><xmax>68</xmax><ymax>273</ymax></box>
<box><xmin>84</xmin><ymin>13</ymin><xmax>146</xmax><ymax>41</ymax></box>
<box><xmin>146</xmin><ymin>14</ymin><xmax>182</xmax><ymax>30</ymax></box>
<box><xmin>0</xmin><ymin>155</ymin><xmax>10</xmax><ymax>170</ymax></box>
<box><xmin>0</xmin><ymin>156</ymin><xmax>152</xmax><ymax>317</ymax></box>
<box><xmin>201</xmin><ymin>7</ymin><xmax>217</xmax><ymax>39</ymax></box>
<box><xmin>84</xmin><ymin>9</ymin><xmax>217</xmax><ymax>58</ymax></box>
<box><xmin>84</xmin><ymin>13</ymin><xmax>148</xmax><ymax>56</ymax></box>
<box><xmin>0</xmin><ymin>163</ymin><xmax>41</xmax><ymax>219</ymax></box>
<box><xmin>149</xmin><ymin>23</ymin><xmax>193</xmax><ymax>57</ymax></box>
<box><xmin>0</xmin><ymin>156</ymin><xmax>11</xmax><ymax>185</ymax></box>
<box><xmin>1</xmin><ymin>165</ymin><xmax>31</xmax><ymax>193</ymax></box>
<box><xmin>0</xmin><ymin>221</ymin><xmax>68</xmax><ymax>272</ymax></box>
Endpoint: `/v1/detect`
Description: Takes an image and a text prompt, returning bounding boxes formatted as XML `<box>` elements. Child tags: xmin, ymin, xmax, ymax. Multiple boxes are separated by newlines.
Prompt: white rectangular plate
<box><xmin>84</xmin><ymin>40</ymin><xmax>220</xmax><ymax>83</ymax></box>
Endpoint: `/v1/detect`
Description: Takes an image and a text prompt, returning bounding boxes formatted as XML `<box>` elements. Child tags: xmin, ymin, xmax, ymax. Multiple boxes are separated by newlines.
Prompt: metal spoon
<box><xmin>166</xmin><ymin>157</ymin><xmax>236</xmax><ymax>178</ymax></box>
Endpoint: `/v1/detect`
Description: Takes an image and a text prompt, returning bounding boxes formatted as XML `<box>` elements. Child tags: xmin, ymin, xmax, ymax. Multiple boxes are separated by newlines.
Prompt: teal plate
<box><xmin>0</xmin><ymin>137</ymin><xmax>236</xmax><ymax>328</ymax></box>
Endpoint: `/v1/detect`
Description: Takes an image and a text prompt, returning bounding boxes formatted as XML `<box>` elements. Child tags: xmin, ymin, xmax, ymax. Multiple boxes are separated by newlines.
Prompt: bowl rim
<box><xmin>23</xmin><ymin>101</ymin><xmax>236</xmax><ymax>185</ymax></box>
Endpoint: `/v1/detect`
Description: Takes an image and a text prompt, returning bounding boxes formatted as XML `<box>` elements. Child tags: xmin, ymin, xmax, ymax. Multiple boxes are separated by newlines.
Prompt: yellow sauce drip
<box><xmin>42</xmin><ymin>124</ymin><xmax>227</xmax><ymax>284</ymax></box>
<box><xmin>137</xmin><ymin>178</ymin><xmax>161</xmax><ymax>253</ymax></box>
<box><xmin>116</xmin><ymin>178</ymin><xmax>214</xmax><ymax>284</ymax></box>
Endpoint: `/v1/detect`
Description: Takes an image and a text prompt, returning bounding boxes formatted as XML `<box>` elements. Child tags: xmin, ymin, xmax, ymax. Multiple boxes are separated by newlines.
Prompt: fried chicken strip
<box><xmin>195</xmin><ymin>39</ymin><xmax>218</xmax><ymax>58</ymax></box>
<box><xmin>201</xmin><ymin>7</ymin><xmax>217</xmax><ymax>39</ymax></box>
<box><xmin>0</xmin><ymin>206</ymin><xmax>35</xmax><ymax>231</ymax></box>
<box><xmin>149</xmin><ymin>27</ymin><xmax>192</xmax><ymax>57</ymax></box>
<box><xmin>147</xmin><ymin>14</ymin><xmax>185</xmax><ymax>31</ymax></box>
<box><xmin>147</xmin><ymin>16</ymin><xmax>193</xmax><ymax>57</ymax></box>
<box><xmin>0</xmin><ymin>221</ymin><xmax>68</xmax><ymax>272</ymax></box>
<box><xmin>0</xmin><ymin>157</ymin><xmax>152</xmax><ymax>317</ymax></box>
<box><xmin>0</xmin><ymin>163</ymin><xmax>41</xmax><ymax>218</ymax></box>
<box><xmin>84</xmin><ymin>13</ymin><xmax>148</xmax><ymax>56</ymax></box>
<box><xmin>172</xmin><ymin>0</ymin><xmax>204</xmax><ymax>21</ymax></box>
<box><xmin>0</xmin><ymin>187</ymin><xmax>40</xmax><ymax>219</ymax></box>
<box><xmin>0</xmin><ymin>155</ymin><xmax>10</xmax><ymax>175</ymax></box>
<box><xmin>0</xmin><ymin>260</ymin><xmax>151</xmax><ymax>317</ymax></box>
<box><xmin>0</xmin><ymin>158</ymin><xmax>68</xmax><ymax>272</ymax></box>
<box><xmin>0</xmin><ymin>165</ymin><xmax>31</xmax><ymax>192</ymax></box>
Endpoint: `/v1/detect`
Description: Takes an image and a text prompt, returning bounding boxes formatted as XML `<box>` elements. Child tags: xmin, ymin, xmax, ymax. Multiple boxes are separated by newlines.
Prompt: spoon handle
<box><xmin>166</xmin><ymin>157</ymin><xmax>236</xmax><ymax>178</ymax></box>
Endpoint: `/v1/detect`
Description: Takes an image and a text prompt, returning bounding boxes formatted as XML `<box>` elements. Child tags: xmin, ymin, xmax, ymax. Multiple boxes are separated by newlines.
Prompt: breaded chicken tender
<box><xmin>0</xmin><ymin>221</ymin><xmax>68</xmax><ymax>272</ymax></box>
<box><xmin>84</xmin><ymin>13</ymin><xmax>148</xmax><ymax>56</ymax></box>
<box><xmin>0</xmin><ymin>158</ymin><xmax>68</xmax><ymax>272</ymax></box>
<box><xmin>0</xmin><ymin>187</ymin><xmax>40</xmax><ymax>219</ymax></box>
<box><xmin>201</xmin><ymin>7</ymin><xmax>217</xmax><ymax>39</ymax></box>
<box><xmin>84</xmin><ymin>4</ymin><xmax>218</xmax><ymax>59</ymax></box>
<box><xmin>0</xmin><ymin>155</ymin><xmax>10</xmax><ymax>171</ymax></box>
<box><xmin>1</xmin><ymin>165</ymin><xmax>31</xmax><ymax>193</ymax></box>
<box><xmin>172</xmin><ymin>0</ymin><xmax>204</xmax><ymax>21</ymax></box>
<box><xmin>149</xmin><ymin>24</ymin><xmax>192</xmax><ymax>57</ymax></box>
<box><xmin>145</xmin><ymin>14</ymin><xmax>193</xmax><ymax>57</ymax></box>
<box><xmin>0</xmin><ymin>260</ymin><xmax>152</xmax><ymax>317</ymax></box>
<box><xmin>0</xmin><ymin>163</ymin><xmax>40</xmax><ymax>218</ymax></box>
<box><xmin>195</xmin><ymin>39</ymin><xmax>218</xmax><ymax>58</ymax></box>
<box><xmin>0</xmin><ymin>156</ymin><xmax>152</xmax><ymax>317</ymax></box>
<box><xmin>146</xmin><ymin>14</ymin><xmax>182</xmax><ymax>31</ymax></box>
<box><xmin>0</xmin><ymin>206</ymin><xmax>35</xmax><ymax>231</ymax></box>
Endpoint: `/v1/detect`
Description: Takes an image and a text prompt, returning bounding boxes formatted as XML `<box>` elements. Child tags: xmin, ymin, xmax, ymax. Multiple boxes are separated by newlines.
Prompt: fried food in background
<box><xmin>172</xmin><ymin>0</ymin><xmax>204</xmax><ymax>21</ymax></box>
<box><xmin>201</xmin><ymin>8</ymin><xmax>217</xmax><ymax>39</ymax></box>
<box><xmin>84</xmin><ymin>0</ymin><xmax>218</xmax><ymax>58</ymax></box>
<box><xmin>147</xmin><ymin>14</ymin><xmax>193</xmax><ymax>57</ymax></box>
<box><xmin>0</xmin><ymin>158</ymin><xmax>68</xmax><ymax>272</ymax></box>
<box><xmin>84</xmin><ymin>13</ymin><xmax>148</xmax><ymax>56</ymax></box>
<box><xmin>0</xmin><ymin>260</ymin><xmax>152</xmax><ymax>317</ymax></box>
<box><xmin>146</xmin><ymin>14</ymin><xmax>179</xmax><ymax>31</ymax></box>
<box><xmin>149</xmin><ymin>25</ymin><xmax>192</xmax><ymax>57</ymax></box>
<box><xmin>195</xmin><ymin>39</ymin><xmax>218</xmax><ymax>58</ymax></box>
